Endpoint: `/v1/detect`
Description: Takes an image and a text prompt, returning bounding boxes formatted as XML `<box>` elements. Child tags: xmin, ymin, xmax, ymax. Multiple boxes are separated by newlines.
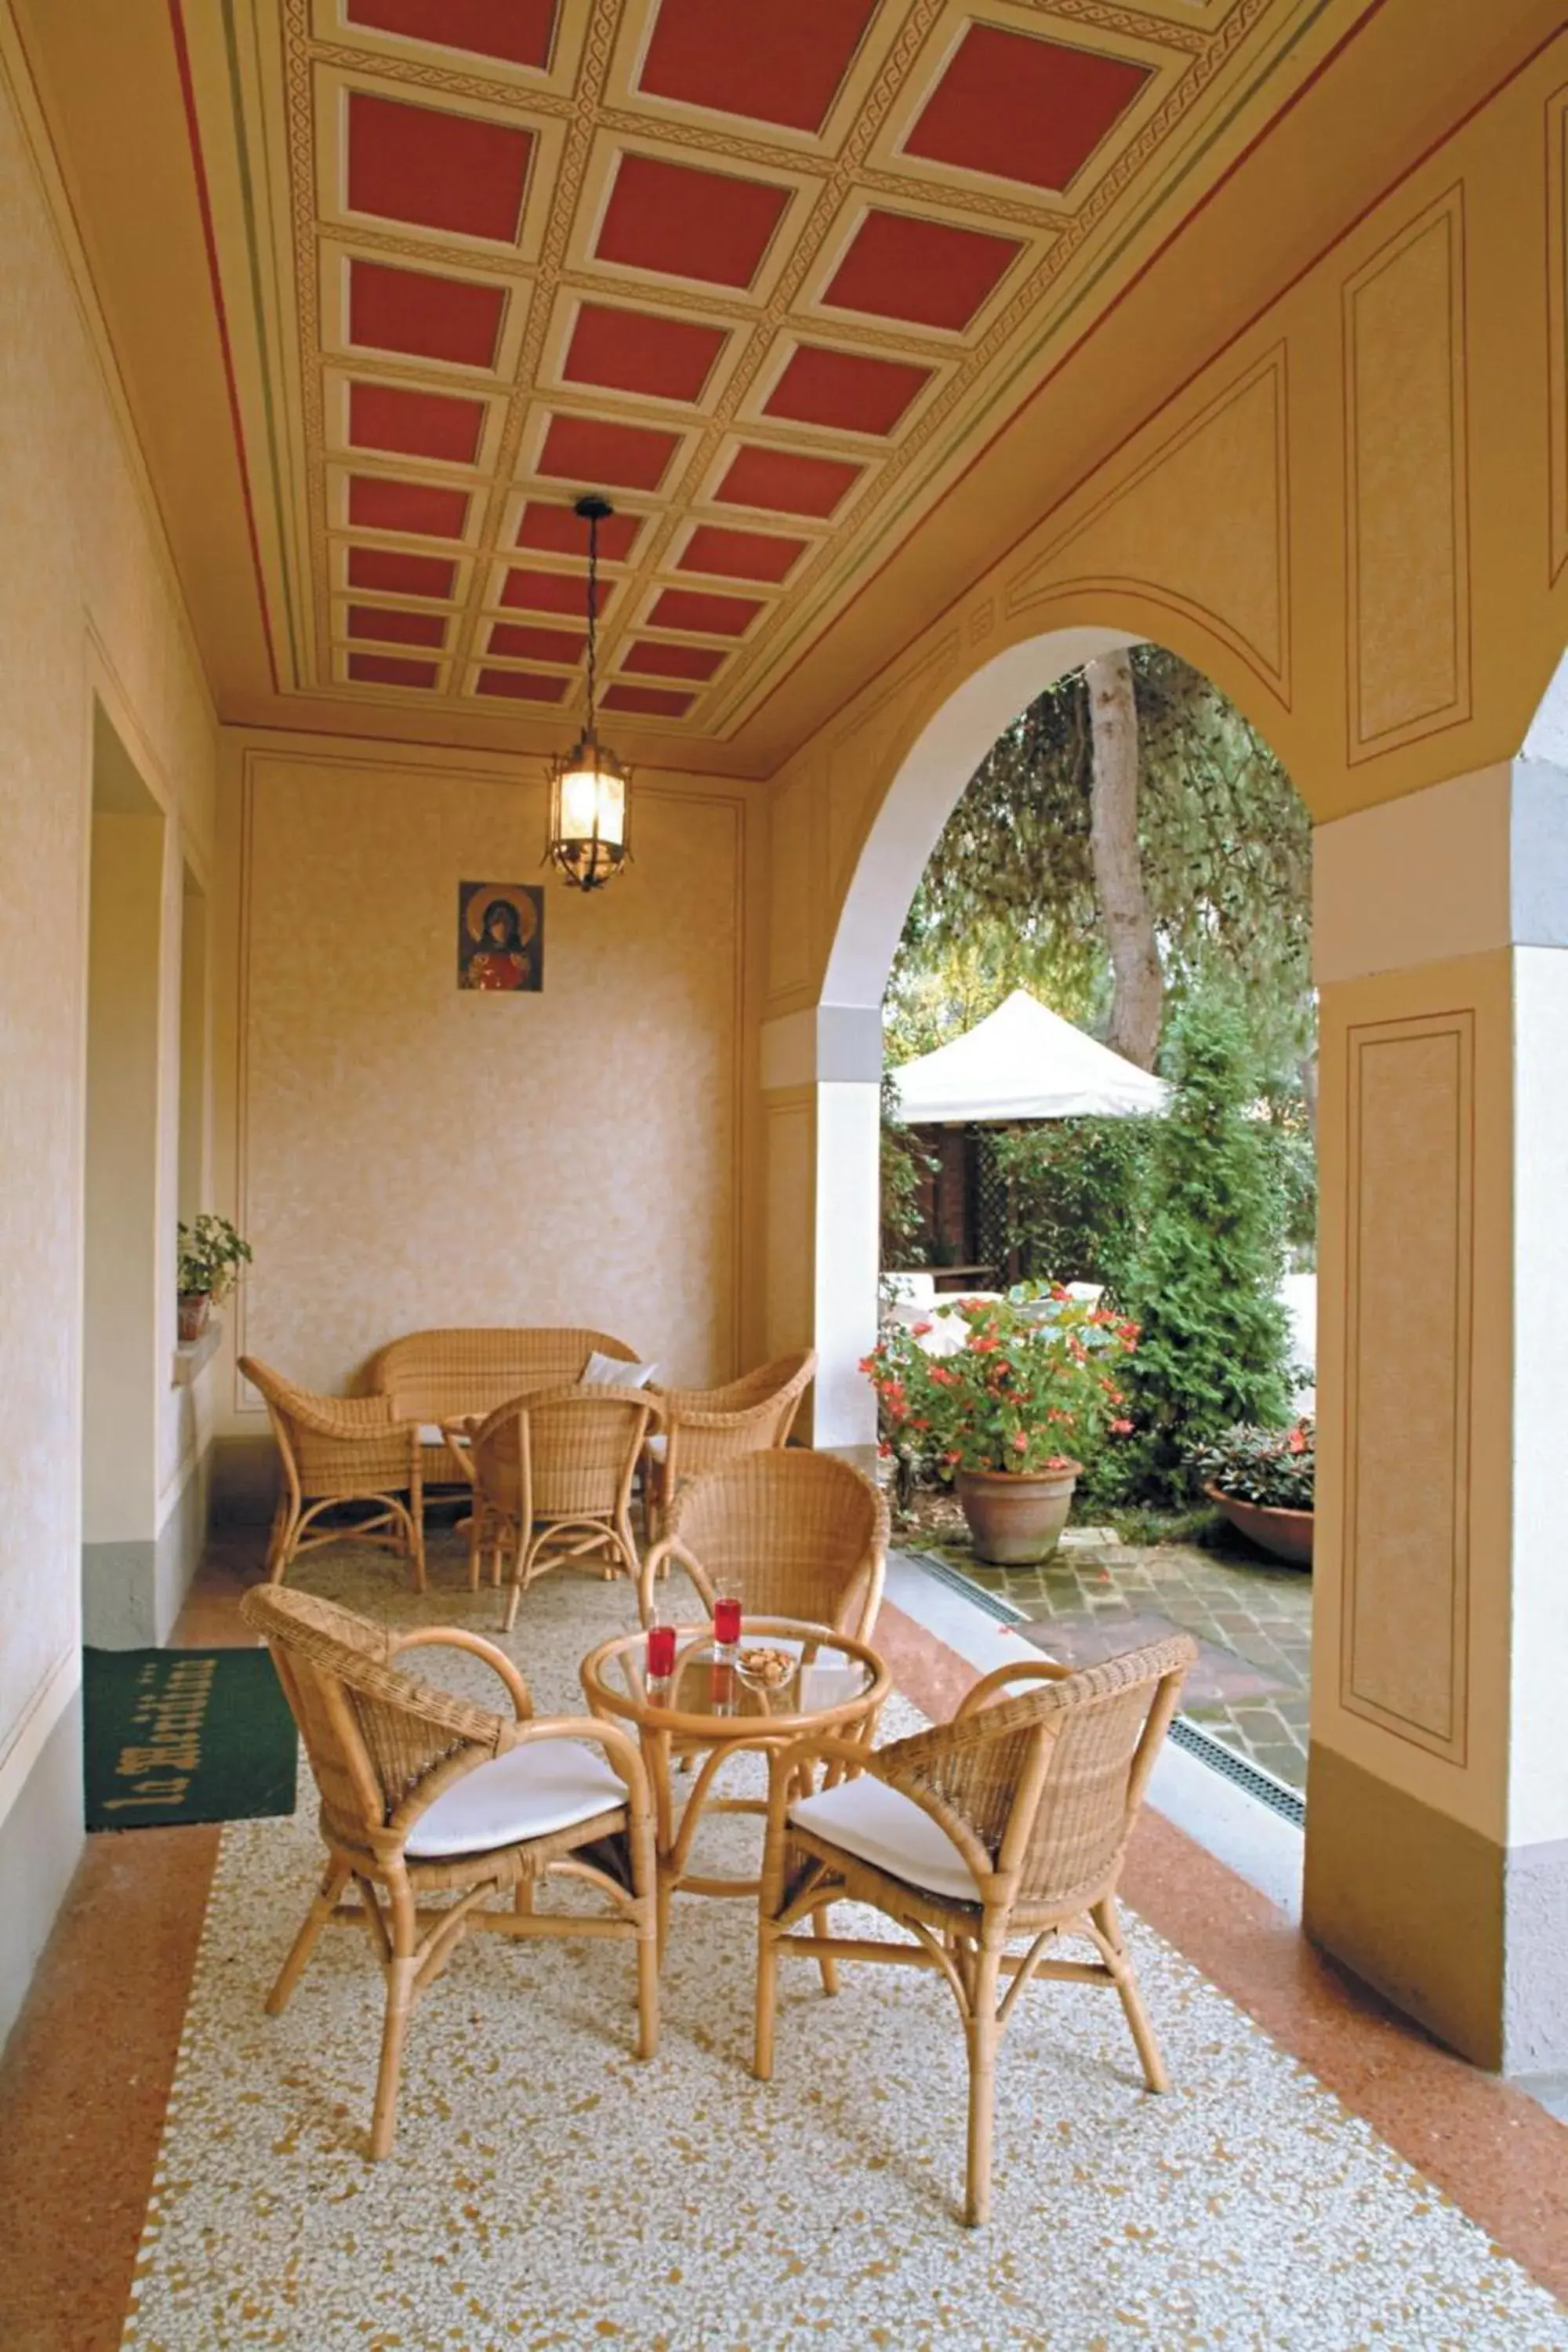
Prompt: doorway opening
<box><xmin>81</xmin><ymin>703</ymin><xmax>165</xmax><ymax>1646</ymax></box>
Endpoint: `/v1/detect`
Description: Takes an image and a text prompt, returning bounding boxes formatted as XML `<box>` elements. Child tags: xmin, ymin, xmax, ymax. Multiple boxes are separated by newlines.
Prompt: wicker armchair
<box><xmin>644</xmin><ymin>1349</ymin><xmax>816</xmax><ymax>1535</ymax></box>
<box><xmin>241</xmin><ymin>1584</ymin><xmax>658</xmax><ymax>2158</ymax></box>
<box><xmin>753</xmin><ymin>1636</ymin><xmax>1196</xmax><ymax>2225</ymax></box>
<box><xmin>241</xmin><ymin>1354</ymin><xmax>425</xmax><ymax>1590</ymax></box>
<box><xmin>458</xmin><ymin>1383</ymin><xmax>662</xmax><ymax>1632</ymax></box>
<box><xmin>640</xmin><ymin>1450</ymin><xmax>887</xmax><ymax>1642</ymax></box>
<box><xmin>367</xmin><ymin>1327</ymin><xmax>640</xmax><ymax>1492</ymax></box>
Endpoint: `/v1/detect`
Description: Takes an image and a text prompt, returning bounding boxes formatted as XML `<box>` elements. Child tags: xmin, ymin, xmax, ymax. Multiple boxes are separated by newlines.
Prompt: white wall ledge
<box><xmin>171</xmin><ymin>1315</ymin><xmax>222</xmax><ymax>1388</ymax></box>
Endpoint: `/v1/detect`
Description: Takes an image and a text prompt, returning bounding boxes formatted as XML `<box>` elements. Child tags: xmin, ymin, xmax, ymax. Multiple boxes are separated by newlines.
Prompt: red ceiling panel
<box><xmin>346</xmin><ymin>92</ymin><xmax>534</xmax><ymax>243</ymax></box>
<box><xmin>346</xmin><ymin>604</ymin><xmax>448</xmax><ymax>646</ymax></box>
<box><xmin>637</xmin><ymin>0</ymin><xmax>877</xmax><ymax>134</ymax></box>
<box><xmin>903</xmin><ymin>26</ymin><xmax>1149</xmax><ymax>191</ymax></box>
<box><xmin>764</xmin><ymin>344</ymin><xmax>931</xmax><ymax>436</ymax></box>
<box><xmin>602</xmin><ymin>682</ymin><xmax>696</xmax><ymax>718</ymax></box>
<box><xmin>594</xmin><ymin>152</ymin><xmax>789</xmax><ymax>289</ymax></box>
<box><xmin>621</xmin><ymin>640</ymin><xmax>725</xmax><ymax>681</ymax></box>
<box><xmin>823</xmin><ymin>209</ymin><xmax>1021</xmax><ymax>331</ymax></box>
<box><xmin>648</xmin><ymin>586</ymin><xmax>760</xmax><ymax>636</ymax></box>
<box><xmin>515</xmin><ymin>499</ymin><xmax>642</xmax><ymax>560</ymax></box>
<box><xmin>536</xmin><ymin>413</ymin><xmax>680</xmax><ymax>491</ymax></box>
<box><xmin>562</xmin><ymin>303</ymin><xmax>727</xmax><ymax>404</ymax></box>
<box><xmin>713</xmin><ymin>444</ymin><xmax>862</xmax><ymax>517</ymax></box>
<box><xmin>476</xmin><ymin>666</ymin><xmax>571</xmax><ymax>701</ymax></box>
<box><xmin>348</xmin><ymin>382</ymin><xmax>486</xmax><ymax>464</ymax></box>
<box><xmin>488</xmin><ymin>621</ymin><xmax>584</xmax><ymax>662</ymax></box>
<box><xmin>500</xmin><ymin>566</ymin><xmax>613</xmax><ymax>618</ymax></box>
<box><xmin>347</xmin><ymin>475</ymin><xmax>470</xmax><ymax>539</ymax></box>
<box><xmin>347</xmin><ymin>259</ymin><xmax>506</xmax><ymax>368</ymax></box>
<box><xmin>347</xmin><ymin>545</ymin><xmax>457</xmax><ymax>597</ymax></box>
<box><xmin>678</xmin><ymin>524</ymin><xmax>805</xmax><ymax>583</ymax></box>
<box><xmin>347</xmin><ymin>651</ymin><xmax>439</xmax><ymax>686</ymax></box>
<box><xmin>346</xmin><ymin>0</ymin><xmax>558</xmax><ymax>72</ymax></box>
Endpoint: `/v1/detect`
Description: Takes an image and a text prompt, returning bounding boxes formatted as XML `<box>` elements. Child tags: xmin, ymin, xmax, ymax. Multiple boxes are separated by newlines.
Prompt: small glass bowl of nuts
<box><xmin>735</xmin><ymin>1643</ymin><xmax>798</xmax><ymax>1698</ymax></box>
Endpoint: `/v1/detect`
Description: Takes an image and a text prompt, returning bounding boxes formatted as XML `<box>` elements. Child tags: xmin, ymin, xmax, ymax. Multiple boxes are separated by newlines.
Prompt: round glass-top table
<box><xmin>579</xmin><ymin>1620</ymin><xmax>891</xmax><ymax>1951</ymax></box>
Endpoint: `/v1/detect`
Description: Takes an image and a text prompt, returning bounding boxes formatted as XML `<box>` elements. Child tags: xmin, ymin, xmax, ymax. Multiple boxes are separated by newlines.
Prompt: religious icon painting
<box><xmin>457</xmin><ymin>881</ymin><xmax>544</xmax><ymax>992</ymax></box>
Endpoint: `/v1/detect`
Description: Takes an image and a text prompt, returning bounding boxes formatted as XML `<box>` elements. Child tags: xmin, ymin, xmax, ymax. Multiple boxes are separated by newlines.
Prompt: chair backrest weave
<box><xmin>898</xmin><ymin>1637</ymin><xmax>1193</xmax><ymax>1912</ymax></box>
<box><xmin>241</xmin><ymin>1585</ymin><xmax>506</xmax><ymax>1847</ymax></box>
<box><xmin>238</xmin><ymin>1356</ymin><xmax>412</xmax><ymax>1495</ymax></box>
<box><xmin>471</xmin><ymin>1384</ymin><xmax>655</xmax><ymax>1523</ymax></box>
<box><xmin>665</xmin><ymin>1450</ymin><xmax>887</xmax><ymax>1635</ymax></box>
<box><xmin>368</xmin><ymin>1327</ymin><xmax>637</xmax><ymax>1425</ymax></box>
<box><xmin>659</xmin><ymin>1351</ymin><xmax>816</xmax><ymax>1482</ymax></box>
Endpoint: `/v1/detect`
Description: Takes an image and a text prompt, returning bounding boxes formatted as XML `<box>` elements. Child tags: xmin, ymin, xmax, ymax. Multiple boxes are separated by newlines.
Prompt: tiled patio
<box><xmin>899</xmin><ymin>1524</ymin><xmax>1314</xmax><ymax>1791</ymax></box>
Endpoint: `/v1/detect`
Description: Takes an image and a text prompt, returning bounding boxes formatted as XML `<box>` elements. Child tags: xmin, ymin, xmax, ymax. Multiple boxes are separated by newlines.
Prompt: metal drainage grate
<box><xmin>1167</xmin><ymin>1715</ymin><xmax>1305</xmax><ymax>1827</ymax></box>
<box><xmin>901</xmin><ymin>1547</ymin><xmax>1029</xmax><ymax>1624</ymax></box>
<box><xmin>900</xmin><ymin>1548</ymin><xmax>1306</xmax><ymax>1829</ymax></box>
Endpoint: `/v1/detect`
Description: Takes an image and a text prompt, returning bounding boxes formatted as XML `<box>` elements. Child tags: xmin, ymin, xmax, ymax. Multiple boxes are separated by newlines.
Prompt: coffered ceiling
<box><xmin>13</xmin><ymin>0</ymin><xmax>1544</xmax><ymax>771</ymax></box>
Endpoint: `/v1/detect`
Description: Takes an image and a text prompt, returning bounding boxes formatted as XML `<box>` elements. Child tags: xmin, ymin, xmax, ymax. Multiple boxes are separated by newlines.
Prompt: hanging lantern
<box><xmin>544</xmin><ymin>495</ymin><xmax>631</xmax><ymax>891</ymax></box>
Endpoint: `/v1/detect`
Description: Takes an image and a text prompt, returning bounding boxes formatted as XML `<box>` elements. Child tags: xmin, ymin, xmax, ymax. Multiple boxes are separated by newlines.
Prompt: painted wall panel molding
<box><xmin>1344</xmin><ymin>187</ymin><xmax>1472</xmax><ymax>762</ymax></box>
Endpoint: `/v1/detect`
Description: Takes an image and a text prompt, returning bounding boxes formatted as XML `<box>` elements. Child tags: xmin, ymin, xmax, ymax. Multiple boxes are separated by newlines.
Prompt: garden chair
<box><xmin>241</xmin><ymin>1584</ymin><xmax>658</xmax><ymax>2158</ymax></box>
<box><xmin>456</xmin><ymin>1383</ymin><xmax>660</xmax><ymax>1631</ymax></box>
<box><xmin>753</xmin><ymin>1635</ymin><xmax>1195</xmax><ymax>2225</ymax></box>
<box><xmin>644</xmin><ymin>1349</ymin><xmax>816</xmax><ymax>1537</ymax></box>
<box><xmin>639</xmin><ymin>1449</ymin><xmax>887</xmax><ymax>1642</ymax></box>
<box><xmin>241</xmin><ymin>1353</ymin><xmax>425</xmax><ymax>1589</ymax></box>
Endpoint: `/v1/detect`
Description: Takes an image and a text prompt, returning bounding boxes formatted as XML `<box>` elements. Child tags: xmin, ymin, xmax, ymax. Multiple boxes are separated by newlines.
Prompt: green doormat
<box><xmin>83</xmin><ymin>1647</ymin><xmax>297</xmax><ymax>1831</ymax></box>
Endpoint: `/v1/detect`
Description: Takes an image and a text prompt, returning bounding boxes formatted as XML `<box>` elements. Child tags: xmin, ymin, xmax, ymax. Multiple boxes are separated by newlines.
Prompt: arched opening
<box><xmin>808</xmin><ymin>622</ymin><xmax>1310</xmax><ymax>1459</ymax></box>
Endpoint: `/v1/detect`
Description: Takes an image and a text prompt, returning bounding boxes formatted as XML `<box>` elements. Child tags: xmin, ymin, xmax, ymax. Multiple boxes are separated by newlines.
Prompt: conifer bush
<box><xmin>1107</xmin><ymin>998</ymin><xmax>1292</xmax><ymax>1503</ymax></box>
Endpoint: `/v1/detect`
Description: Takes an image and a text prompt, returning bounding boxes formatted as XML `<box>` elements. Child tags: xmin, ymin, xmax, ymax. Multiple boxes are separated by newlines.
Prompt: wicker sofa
<box><xmin>366</xmin><ymin>1327</ymin><xmax>641</xmax><ymax>1490</ymax></box>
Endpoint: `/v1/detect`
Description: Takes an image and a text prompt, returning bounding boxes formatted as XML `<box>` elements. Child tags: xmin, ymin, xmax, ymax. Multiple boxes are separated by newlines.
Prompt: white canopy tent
<box><xmin>888</xmin><ymin>988</ymin><xmax>1168</xmax><ymax>1126</ymax></box>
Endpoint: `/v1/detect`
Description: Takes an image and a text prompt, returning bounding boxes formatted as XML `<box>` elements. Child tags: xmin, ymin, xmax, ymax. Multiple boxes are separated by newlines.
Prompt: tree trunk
<box><xmin>1086</xmin><ymin>650</ymin><xmax>1162</xmax><ymax>1069</ymax></box>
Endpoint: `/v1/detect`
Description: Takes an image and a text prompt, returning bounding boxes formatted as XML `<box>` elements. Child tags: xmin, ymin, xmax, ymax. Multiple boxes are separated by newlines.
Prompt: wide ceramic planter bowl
<box><xmin>956</xmin><ymin>1462</ymin><xmax>1080</xmax><ymax>1566</ymax></box>
<box><xmin>1203</xmin><ymin>1483</ymin><xmax>1314</xmax><ymax>1568</ymax></box>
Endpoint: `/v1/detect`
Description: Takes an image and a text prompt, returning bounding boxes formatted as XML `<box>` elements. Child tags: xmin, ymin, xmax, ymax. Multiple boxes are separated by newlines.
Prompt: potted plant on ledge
<box><xmin>862</xmin><ymin>1285</ymin><xmax>1140</xmax><ymax>1565</ymax></box>
<box><xmin>1189</xmin><ymin>1419</ymin><xmax>1314</xmax><ymax>1567</ymax></box>
<box><xmin>176</xmin><ymin>1212</ymin><xmax>252</xmax><ymax>1344</ymax></box>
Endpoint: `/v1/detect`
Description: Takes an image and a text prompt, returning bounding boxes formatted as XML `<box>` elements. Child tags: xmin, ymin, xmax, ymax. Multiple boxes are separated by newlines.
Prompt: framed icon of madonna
<box><xmin>457</xmin><ymin>881</ymin><xmax>543</xmax><ymax>993</ymax></box>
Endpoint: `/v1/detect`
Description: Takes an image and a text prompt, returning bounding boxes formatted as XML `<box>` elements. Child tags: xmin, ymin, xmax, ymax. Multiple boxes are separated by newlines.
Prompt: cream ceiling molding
<box><xmin>1004</xmin><ymin>343</ymin><xmax>1292</xmax><ymax>702</ymax></box>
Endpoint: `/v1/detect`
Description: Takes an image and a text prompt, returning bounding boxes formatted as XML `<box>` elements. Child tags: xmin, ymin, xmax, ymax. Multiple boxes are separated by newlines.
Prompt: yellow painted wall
<box><xmin>209</xmin><ymin>739</ymin><xmax>760</xmax><ymax>1439</ymax></box>
<box><xmin>0</xmin><ymin>22</ymin><xmax>218</xmax><ymax>1792</ymax></box>
<box><xmin>763</xmin><ymin>32</ymin><xmax>1568</xmax><ymax>1039</ymax></box>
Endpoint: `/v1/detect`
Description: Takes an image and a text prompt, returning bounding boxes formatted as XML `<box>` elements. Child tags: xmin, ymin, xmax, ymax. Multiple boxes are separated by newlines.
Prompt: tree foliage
<box><xmin>1110</xmin><ymin>997</ymin><xmax>1294</xmax><ymax>1504</ymax></box>
<box><xmin>887</xmin><ymin>645</ymin><xmax>1314</xmax><ymax>1089</ymax></box>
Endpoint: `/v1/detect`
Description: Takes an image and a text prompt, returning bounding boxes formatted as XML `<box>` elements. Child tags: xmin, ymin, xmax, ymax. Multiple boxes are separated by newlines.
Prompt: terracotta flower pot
<box><xmin>956</xmin><ymin>1461</ymin><xmax>1080</xmax><ymax>1566</ymax></box>
<box><xmin>177</xmin><ymin>1291</ymin><xmax>211</xmax><ymax>1345</ymax></box>
<box><xmin>1203</xmin><ymin>1483</ymin><xmax>1313</xmax><ymax>1568</ymax></box>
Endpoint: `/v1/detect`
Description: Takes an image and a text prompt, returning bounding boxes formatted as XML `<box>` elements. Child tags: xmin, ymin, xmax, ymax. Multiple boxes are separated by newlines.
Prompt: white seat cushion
<box><xmin>788</xmin><ymin>1775</ymin><xmax>983</xmax><ymax>1905</ymax></box>
<box><xmin>405</xmin><ymin>1740</ymin><xmax>626</xmax><ymax>1859</ymax></box>
<box><xmin>418</xmin><ymin>1422</ymin><xmax>461</xmax><ymax>1449</ymax></box>
<box><xmin>644</xmin><ymin>1432</ymin><xmax>668</xmax><ymax>1462</ymax></box>
<box><xmin>583</xmin><ymin>1349</ymin><xmax>660</xmax><ymax>1388</ymax></box>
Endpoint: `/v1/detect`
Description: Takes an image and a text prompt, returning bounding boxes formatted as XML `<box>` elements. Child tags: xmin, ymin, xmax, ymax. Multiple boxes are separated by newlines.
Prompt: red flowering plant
<box><xmin>862</xmin><ymin>1284</ymin><xmax>1140</xmax><ymax>1481</ymax></box>
<box><xmin>1187</xmin><ymin>1418</ymin><xmax>1315</xmax><ymax>1511</ymax></box>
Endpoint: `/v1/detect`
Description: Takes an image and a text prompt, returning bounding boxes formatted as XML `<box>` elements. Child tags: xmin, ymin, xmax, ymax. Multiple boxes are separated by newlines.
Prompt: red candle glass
<box><xmin>713</xmin><ymin>1593</ymin><xmax>742</xmax><ymax>1647</ymax></box>
<box><xmin>645</xmin><ymin>1622</ymin><xmax>676</xmax><ymax>1679</ymax></box>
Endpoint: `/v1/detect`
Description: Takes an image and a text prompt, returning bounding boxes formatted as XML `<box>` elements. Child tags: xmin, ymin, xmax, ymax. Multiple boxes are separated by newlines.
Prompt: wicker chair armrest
<box><xmin>437</xmin><ymin>1416</ymin><xmax>481</xmax><ymax>1479</ymax></box>
<box><xmin>655</xmin><ymin>1391</ymin><xmax>780</xmax><ymax>1432</ymax></box>
<box><xmin>284</xmin><ymin>1389</ymin><xmax>405</xmax><ymax>1442</ymax></box>
<box><xmin>953</xmin><ymin>1658</ymin><xmax>1075</xmax><ymax>1722</ymax></box>
<box><xmin>637</xmin><ymin>1534</ymin><xmax>711</xmax><ymax>1624</ymax></box>
<box><xmin>761</xmin><ymin>1736</ymin><xmax>997</xmax><ymax>1887</ymax></box>
<box><xmin>387</xmin><ymin>1628</ymin><xmax>533</xmax><ymax>1721</ymax></box>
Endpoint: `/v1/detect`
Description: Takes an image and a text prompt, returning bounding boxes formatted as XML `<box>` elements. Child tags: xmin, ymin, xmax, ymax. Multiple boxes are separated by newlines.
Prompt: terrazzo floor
<box><xmin>118</xmin><ymin>1540</ymin><xmax>1568</xmax><ymax>2351</ymax></box>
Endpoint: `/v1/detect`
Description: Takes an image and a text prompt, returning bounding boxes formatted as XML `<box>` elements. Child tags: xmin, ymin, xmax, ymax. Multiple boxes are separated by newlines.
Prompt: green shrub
<box><xmin>985</xmin><ymin>1117</ymin><xmax>1153</xmax><ymax>1297</ymax></box>
<box><xmin>1109</xmin><ymin>999</ymin><xmax>1292</xmax><ymax>1504</ymax></box>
